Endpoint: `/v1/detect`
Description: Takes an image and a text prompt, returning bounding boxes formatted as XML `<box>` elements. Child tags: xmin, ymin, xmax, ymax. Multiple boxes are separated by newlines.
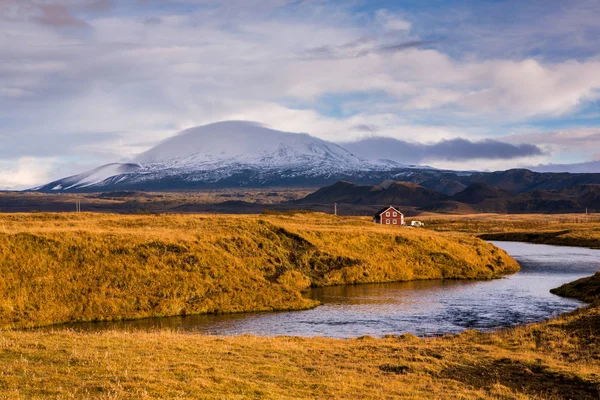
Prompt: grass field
<box><xmin>0</xmin><ymin>212</ymin><xmax>518</xmax><ymax>330</ymax></box>
<box><xmin>416</xmin><ymin>213</ymin><xmax>600</xmax><ymax>248</ymax></box>
<box><xmin>1</xmin><ymin>212</ymin><xmax>599</xmax><ymax>399</ymax></box>
<box><xmin>1</xmin><ymin>295</ymin><xmax>598</xmax><ymax>399</ymax></box>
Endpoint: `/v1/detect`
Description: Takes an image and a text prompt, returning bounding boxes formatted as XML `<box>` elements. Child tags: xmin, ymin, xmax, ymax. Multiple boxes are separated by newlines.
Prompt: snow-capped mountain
<box><xmin>134</xmin><ymin>121</ymin><xmax>370</xmax><ymax>171</ymax></box>
<box><xmin>34</xmin><ymin>121</ymin><xmax>413</xmax><ymax>192</ymax></box>
<box><xmin>36</xmin><ymin>163</ymin><xmax>143</xmax><ymax>192</ymax></box>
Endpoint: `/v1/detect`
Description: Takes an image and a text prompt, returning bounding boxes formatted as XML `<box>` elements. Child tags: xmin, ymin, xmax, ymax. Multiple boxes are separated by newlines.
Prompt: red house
<box><xmin>373</xmin><ymin>206</ymin><xmax>405</xmax><ymax>226</ymax></box>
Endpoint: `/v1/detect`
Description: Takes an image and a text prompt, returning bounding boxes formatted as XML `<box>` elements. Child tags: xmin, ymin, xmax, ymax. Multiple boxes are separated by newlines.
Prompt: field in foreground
<box><xmin>1</xmin><ymin>300</ymin><xmax>598</xmax><ymax>399</ymax></box>
<box><xmin>0</xmin><ymin>213</ymin><xmax>517</xmax><ymax>329</ymax></box>
<box><xmin>1</xmin><ymin>213</ymin><xmax>599</xmax><ymax>399</ymax></box>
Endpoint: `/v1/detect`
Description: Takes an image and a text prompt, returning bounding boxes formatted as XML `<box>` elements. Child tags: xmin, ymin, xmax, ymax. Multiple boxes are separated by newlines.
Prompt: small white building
<box><xmin>411</xmin><ymin>220</ymin><xmax>425</xmax><ymax>227</ymax></box>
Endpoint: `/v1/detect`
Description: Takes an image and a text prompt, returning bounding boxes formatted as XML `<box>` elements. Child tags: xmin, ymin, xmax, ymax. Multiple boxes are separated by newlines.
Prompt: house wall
<box><xmin>379</xmin><ymin>209</ymin><xmax>404</xmax><ymax>225</ymax></box>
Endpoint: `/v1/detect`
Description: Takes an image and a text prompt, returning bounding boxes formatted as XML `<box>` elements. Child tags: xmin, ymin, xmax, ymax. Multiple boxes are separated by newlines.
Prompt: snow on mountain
<box><xmin>41</xmin><ymin>163</ymin><xmax>142</xmax><ymax>192</ymax></box>
<box><xmin>134</xmin><ymin>121</ymin><xmax>368</xmax><ymax>171</ymax></box>
<box><xmin>33</xmin><ymin>121</ymin><xmax>413</xmax><ymax>192</ymax></box>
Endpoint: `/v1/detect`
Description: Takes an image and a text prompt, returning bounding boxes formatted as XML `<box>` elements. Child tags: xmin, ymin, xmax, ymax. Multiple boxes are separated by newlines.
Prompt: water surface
<box><xmin>57</xmin><ymin>241</ymin><xmax>600</xmax><ymax>337</ymax></box>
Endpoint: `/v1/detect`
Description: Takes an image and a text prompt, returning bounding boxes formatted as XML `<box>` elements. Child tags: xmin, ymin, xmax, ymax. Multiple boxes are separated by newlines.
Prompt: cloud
<box><xmin>375</xmin><ymin>9</ymin><xmax>411</xmax><ymax>32</ymax></box>
<box><xmin>0</xmin><ymin>0</ymin><xmax>599</xmax><ymax>188</ymax></box>
<box><xmin>35</xmin><ymin>3</ymin><xmax>88</xmax><ymax>27</ymax></box>
<box><xmin>352</xmin><ymin>124</ymin><xmax>378</xmax><ymax>132</ymax></box>
<box><xmin>301</xmin><ymin>39</ymin><xmax>437</xmax><ymax>60</ymax></box>
<box><xmin>529</xmin><ymin>160</ymin><xmax>600</xmax><ymax>173</ymax></box>
<box><xmin>0</xmin><ymin>0</ymin><xmax>111</xmax><ymax>27</ymax></box>
<box><xmin>0</xmin><ymin>157</ymin><xmax>57</xmax><ymax>190</ymax></box>
<box><xmin>407</xmin><ymin>0</ymin><xmax>600</xmax><ymax>60</ymax></box>
<box><xmin>377</xmin><ymin>40</ymin><xmax>438</xmax><ymax>53</ymax></box>
<box><xmin>341</xmin><ymin>136</ymin><xmax>545</xmax><ymax>164</ymax></box>
<box><xmin>505</xmin><ymin>127</ymin><xmax>600</xmax><ymax>164</ymax></box>
<box><xmin>0</xmin><ymin>130</ymin><xmax>125</xmax><ymax>159</ymax></box>
<box><xmin>507</xmin><ymin>128</ymin><xmax>600</xmax><ymax>151</ymax></box>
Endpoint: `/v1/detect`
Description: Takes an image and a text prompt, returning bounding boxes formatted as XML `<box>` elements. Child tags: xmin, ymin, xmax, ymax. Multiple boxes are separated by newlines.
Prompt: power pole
<box><xmin>334</xmin><ymin>202</ymin><xmax>337</xmax><ymax>216</ymax></box>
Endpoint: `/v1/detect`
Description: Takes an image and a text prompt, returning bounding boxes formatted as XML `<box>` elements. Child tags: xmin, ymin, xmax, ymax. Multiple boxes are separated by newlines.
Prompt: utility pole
<box><xmin>586</xmin><ymin>207</ymin><xmax>588</xmax><ymax>223</ymax></box>
<box><xmin>334</xmin><ymin>202</ymin><xmax>337</xmax><ymax>216</ymax></box>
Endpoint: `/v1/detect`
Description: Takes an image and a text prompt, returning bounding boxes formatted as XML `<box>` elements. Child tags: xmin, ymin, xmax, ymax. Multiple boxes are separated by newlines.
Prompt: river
<box><xmin>56</xmin><ymin>241</ymin><xmax>600</xmax><ymax>337</ymax></box>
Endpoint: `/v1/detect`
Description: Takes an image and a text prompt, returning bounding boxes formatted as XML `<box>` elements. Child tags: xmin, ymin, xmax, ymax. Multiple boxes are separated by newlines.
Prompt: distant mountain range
<box><xmin>296</xmin><ymin>180</ymin><xmax>600</xmax><ymax>213</ymax></box>
<box><xmin>32</xmin><ymin>120</ymin><xmax>600</xmax><ymax>194</ymax></box>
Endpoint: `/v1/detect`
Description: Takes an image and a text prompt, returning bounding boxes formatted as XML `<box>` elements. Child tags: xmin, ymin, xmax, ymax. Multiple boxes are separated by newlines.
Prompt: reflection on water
<box><xmin>52</xmin><ymin>241</ymin><xmax>600</xmax><ymax>338</ymax></box>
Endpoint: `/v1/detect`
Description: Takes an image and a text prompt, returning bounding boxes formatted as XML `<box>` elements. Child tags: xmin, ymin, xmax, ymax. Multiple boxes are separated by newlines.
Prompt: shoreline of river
<box><xmin>33</xmin><ymin>241</ymin><xmax>598</xmax><ymax>338</ymax></box>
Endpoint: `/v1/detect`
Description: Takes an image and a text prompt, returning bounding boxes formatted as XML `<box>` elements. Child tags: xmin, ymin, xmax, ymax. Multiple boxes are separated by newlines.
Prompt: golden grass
<box><xmin>551</xmin><ymin>272</ymin><xmax>600</xmax><ymax>303</ymax></box>
<box><xmin>413</xmin><ymin>213</ymin><xmax>600</xmax><ymax>248</ymax></box>
<box><xmin>0</xmin><ymin>213</ymin><xmax>518</xmax><ymax>330</ymax></box>
<box><xmin>1</xmin><ymin>212</ymin><xmax>599</xmax><ymax>399</ymax></box>
<box><xmin>0</xmin><ymin>303</ymin><xmax>598</xmax><ymax>399</ymax></box>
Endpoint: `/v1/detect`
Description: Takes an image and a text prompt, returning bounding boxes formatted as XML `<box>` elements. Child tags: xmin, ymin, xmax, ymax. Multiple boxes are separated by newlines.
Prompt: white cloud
<box><xmin>426</xmin><ymin>155</ymin><xmax>551</xmax><ymax>173</ymax></box>
<box><xmin>0</xmin><ymin>0</ymin><xmax>600</xmax><ymax>188</ymax></box>
<box><xmin>504</xmin><ymin>127</ymin><xmax>600</xmax><ymax>164</ymax></box>
<box><xmin>375</xmin><ymin>9</ymin><xmax>411</xmax><ymax>32</ymax></box>
<box><xmin>0</xmin><ymin>157</ymin><xmax>57</xmax><ymax>190</ymax></box>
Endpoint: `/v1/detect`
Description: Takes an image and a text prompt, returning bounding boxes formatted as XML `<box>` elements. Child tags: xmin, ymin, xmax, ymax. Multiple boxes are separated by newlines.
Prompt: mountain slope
<box><xmin>297</xmin><ymin>180</ymin><xmax>448</xmax><ymax>206</ymax></box>
<box><xmin>134</xmin><ymin>121</ymin><xmax>367</xmax><ymax>170</ymax></box>
<box><xmin>299</xmin><ymin>181</ymin><xmax>600</xmax><ymax>213</ymax></box>
<box><xmin>35</xmin><ymin>163</ymin><xmax>142</xmax><ymax>192</ymax></box>
<box><xmin>450</xmin><ymin>183</ymin><xmax>515</xmax><ymax>204</ymax></box>
<box><xmin>35</xmin><ymin>121</ymin><xmax>412</xmax><ymax>192</ymax></box>
<box><xmin>32</xmin><ymin>121</ymin><xmax>600</xmax><ymax>194</ymax></box>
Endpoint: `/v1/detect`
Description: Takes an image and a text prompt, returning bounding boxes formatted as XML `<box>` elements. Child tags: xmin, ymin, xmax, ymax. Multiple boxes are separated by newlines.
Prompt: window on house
<box><xmin>386</xmin><ymin>212</ymin><xmax>390</xmax><ymax>216</ymax></box>
<box><xmin>393</xmin><ymin>219</ymin><xmax>397</xmax><ymax>224</ymax></box>
<box><xmin>386</xmin><ymin>220</ymin><xmax>390</xmax><ymax>224</ymax></box>
<box><xmin>393</xmin><ymin>212</ymin><xmax>397</xmax><ymax>216</ymax></box>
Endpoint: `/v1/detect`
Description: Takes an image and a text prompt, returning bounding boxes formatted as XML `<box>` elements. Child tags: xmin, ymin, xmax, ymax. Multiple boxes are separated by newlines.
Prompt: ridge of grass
<box><xmin>550</xmin><ymin>271</ymin><xmax>600</xmax><ymax>303</ymax></box>
<box><xmin>416</xmin><ymin>213</ymin><xmax>600</xmax><ymax>249</ymax></box>
<box><xmin>0</xmin><ymin>213</ymin><xmax>518</xmax><ymax>330</ymax></box>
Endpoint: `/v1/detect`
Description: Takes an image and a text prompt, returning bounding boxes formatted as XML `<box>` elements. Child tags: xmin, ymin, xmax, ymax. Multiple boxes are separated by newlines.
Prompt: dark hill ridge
<box><xmin>297</xmin><ymin>180</ymin><xmax>600</xmax><ymax>214</ymax></box>
<box><xmin>449</xmin><ymin>183</ymin><xmax>514</xmax><ymax>203</ymax></box>
<box><xmin>385</xmin><ymin>168</ymin><xmax>600</xmax><ymax>196</ymax></box>
<box><xmin>463</xmin><ymin>169</ymin><xmax>600</xmax><ymax>193</ymax></box>
<box><xmin>298</xmin><ymin>181</ymin><xmax>446</xmax><ymax>206</ymax></box>
<box><xmin>563</xmin><ymin>184</ymin><xmax>600</xmax><ymax>204</ymax></box>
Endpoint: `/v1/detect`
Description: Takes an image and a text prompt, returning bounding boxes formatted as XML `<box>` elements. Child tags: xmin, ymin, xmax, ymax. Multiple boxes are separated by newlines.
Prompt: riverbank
<box><xmin>479</xmin><ymin>230</ymin><xmax>600</xmax><ymax>249</ymax></box>
<box><xmin>0</xmin><ymin>213</ymin><xmax>518</xmax><ymax>330</ymax></box>
<box><xmin>419</xmin><ymin>213</ymin><xmax>600</xmax><ymax>249</ymax></box>
<box><xmin>551</xmin><ymin>271</ymin><xmax>600</xmax><ymax>303</ymax></box>
<box><xmin>2</xmin><ymin>296</ymin><xmax>598</xmax><ymax>399</ymax></box>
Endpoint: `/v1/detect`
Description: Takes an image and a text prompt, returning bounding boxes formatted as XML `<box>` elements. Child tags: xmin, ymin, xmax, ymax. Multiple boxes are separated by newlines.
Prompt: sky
<box><xmin>1</xmin><ymin>0</ymin><xmax>600</xmax><ymax>189</ymax></box>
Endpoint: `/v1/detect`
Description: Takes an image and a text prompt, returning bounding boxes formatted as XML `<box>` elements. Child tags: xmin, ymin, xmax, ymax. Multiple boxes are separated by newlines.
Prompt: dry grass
<box><xmin>0</xmin><ymin>212</ymin><xmax>518</xmax><ymax>330</ymax></box>
<box><xmin>414</xmin><ymin>213</ymin><xmax>600</xmax><ymax>248</ymax></box>
<box><xmin>0</xmin><ymin>212</ymin><xmax>599</xmax><ymax>399</ymax></box>
<box><xmin>551</xmin><ymin>272</ymin><xmax>600</xmax><ymax>303</ymax></box>
<box><xmin>0</xmin><ymin>303</ymin><xmax>598</xmax><ymax>399</ymax></box>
